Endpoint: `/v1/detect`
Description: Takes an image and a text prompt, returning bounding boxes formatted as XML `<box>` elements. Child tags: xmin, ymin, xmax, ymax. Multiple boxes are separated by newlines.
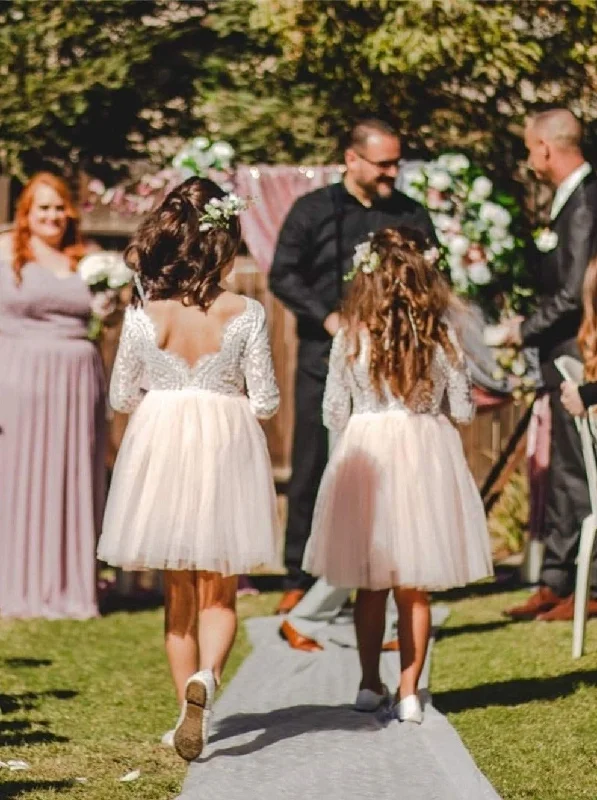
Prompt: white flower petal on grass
<box><xmin>119</xmin><ymin>769</ymin><xmax>141</xmax><ymax>782</ymax></box>
<box><xmin>6</xmin><ymin>760</ymin><xmax>30</xmax><ymax>771</ymax></box>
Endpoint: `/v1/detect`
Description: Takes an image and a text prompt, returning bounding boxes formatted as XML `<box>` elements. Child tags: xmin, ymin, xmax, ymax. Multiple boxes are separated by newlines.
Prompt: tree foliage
<box><xmin>0</xmin><ymin>0</ymin><xmax>209</xmax><ymax>179</ymax></box>
<box><xmin>2</xmin><ymin>0</ymin><xmax>597</xmax><ymax>193</ymax></box>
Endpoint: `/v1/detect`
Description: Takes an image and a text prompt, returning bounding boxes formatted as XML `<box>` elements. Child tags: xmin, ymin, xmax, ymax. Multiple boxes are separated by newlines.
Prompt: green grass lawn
<box><xmin>1</xmin><ymin>586</ymin><xmax>596</xmax><ymax>800</ymax></box>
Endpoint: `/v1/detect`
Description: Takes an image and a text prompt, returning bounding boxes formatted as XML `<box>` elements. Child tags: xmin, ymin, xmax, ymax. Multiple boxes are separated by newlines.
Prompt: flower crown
<box><xmin>344</xmin><ymin>235</ymin><xmax>440</xmax><ymax>282</ymax></box>
<box><xmin>344</xmin><ymin>237</ymin><xmax>380</xmax><ymax>282</ymax></box>
<box><xmin>198</xmin><ymin>192</ymin><xmax>247</xmax><ymax>232</ymax></box>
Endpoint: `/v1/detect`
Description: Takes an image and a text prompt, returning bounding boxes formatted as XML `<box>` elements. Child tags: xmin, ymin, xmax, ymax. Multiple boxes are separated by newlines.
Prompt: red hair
<box><xmin>578</xmin><ymin>256</ymin><xmax>597</xmax><ymax>381</ymax></box>
<box><xmin>12</xmin><ymin>172</ymin><xmax>85</xmax><ymax>283</ymax></box>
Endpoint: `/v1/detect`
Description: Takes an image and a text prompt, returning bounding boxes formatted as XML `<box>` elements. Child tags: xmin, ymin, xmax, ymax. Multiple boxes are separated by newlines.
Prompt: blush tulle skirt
<box><xmin>303</xmin><ymin>410</ymin><xmax>493</xmax><ymax>591</ymax></box>
<box><xmin>97</xmin><ymin>390</ymin><xmax>280</xmax><ymax>575</ymax></box>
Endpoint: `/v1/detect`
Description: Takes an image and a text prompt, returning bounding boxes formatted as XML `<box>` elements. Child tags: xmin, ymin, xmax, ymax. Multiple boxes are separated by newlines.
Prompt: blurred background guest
<box><xmin>0</xmin><ymin>172</ymin><xmax>108</xmax><ymax>619</ymax></box>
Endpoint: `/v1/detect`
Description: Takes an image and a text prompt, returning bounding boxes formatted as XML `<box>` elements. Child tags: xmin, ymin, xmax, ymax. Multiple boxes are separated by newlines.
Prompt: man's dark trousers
<box><xmin>283</xmin><ymin>338</ymin><xmax>330</xmax><ymax>590</ymax></box>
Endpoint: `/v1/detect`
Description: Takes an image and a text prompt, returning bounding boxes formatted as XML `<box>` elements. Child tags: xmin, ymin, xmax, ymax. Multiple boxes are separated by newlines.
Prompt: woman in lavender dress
<box><xmin>0</xmin><ymin>172</ymin><xmax>107</xmax><ymax>619</ymax></box>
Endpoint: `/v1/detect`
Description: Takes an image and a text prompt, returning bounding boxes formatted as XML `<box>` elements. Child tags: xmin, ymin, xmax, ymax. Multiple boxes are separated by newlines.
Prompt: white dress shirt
<box><xmin>550</xmin><ymin>161</ymin><xmax>592</xmax><ymax>220</ymax></box>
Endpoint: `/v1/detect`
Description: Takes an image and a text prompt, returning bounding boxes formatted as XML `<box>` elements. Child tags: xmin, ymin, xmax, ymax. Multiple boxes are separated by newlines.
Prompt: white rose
<box><xmin>489</xmin><ymin>240</ymin><xmax>504</xmax><ymax>256</ymax></box>
<box><xmin>450</xmin><ymin>261</ymin><xmax>469</xmax><ymax>291</ymax></box>
<box><xmin>437</xmin><ymin>154</ymin><xmax>469</xmax><ymax>174</ymax></box>
<box><xmin>468</xmin><ymin>261</ymin><xmax>492</xmax><ymax>285</ymax></box>
<box><xmin>78</xmin><ymin>253</ymin><xmax>109</xmax><ymax>286</ymax></box>
<box><xmin>105</xmin><ymin>254</ymin><xmax>133</xmax><ymax>289</ymax></box>
<box><xmin>502</xmin><ymin>235</ymin><xmax>515</xmax><ymax>250</ymax></box>
<box><xmin>192</xmin><ymin>136</ymin><xmax>210</xmax><ymax>151</ymax></box>
<box><xmin>432</xmin><ymin>213</ymin><xmax>454</xmax><ymax>232</ymax></box>
<box><xmin>479</xmin><ymin>201</ymin><xmax>501</xmax><ymax>224</ymax></box>
<box><xmin>427</xmin><ymin>169</ymin><xmax>451</xmax><ymax>192</ymax></box>
<box><xmin>210</xmin><ymin>141</ymin><xmax>235</xmax><ymax>162</ymax></box>
<box><xmin>489</xmin><ymin>226</ymin><xmax>509</xmax><ymax>241</ymax></box>
<box><xmin>535</xmin><ymin>229</ymin><xmax>558</xmax><ymax>252</ymax></box>
<box><xmin>494</xmin><ymin>206</ymin><xmax>512</xmax><ymax>227</ymax></box>
<box><xmin>448</xmin><ymin>234</ymin><xmax>470</xmax><ymax>257</ymax></box>
<box><xmin>469</xmin><ymin>176</ymin><xmax>493</xmax><ymax>201</ymax></box>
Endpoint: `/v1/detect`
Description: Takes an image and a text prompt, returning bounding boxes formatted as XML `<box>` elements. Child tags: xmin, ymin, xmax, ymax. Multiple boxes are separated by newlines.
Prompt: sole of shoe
<box><xmin>174</xmin><ymin>680</ymin><xmax>207</xmax><ymax>762</ymax></box>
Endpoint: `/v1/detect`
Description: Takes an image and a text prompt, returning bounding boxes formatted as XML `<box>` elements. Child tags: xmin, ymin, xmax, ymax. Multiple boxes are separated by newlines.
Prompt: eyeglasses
<box><xmin>353</xmin><ymin>150</ymin><xmax>401</xmax><ymax>171</ymax></box>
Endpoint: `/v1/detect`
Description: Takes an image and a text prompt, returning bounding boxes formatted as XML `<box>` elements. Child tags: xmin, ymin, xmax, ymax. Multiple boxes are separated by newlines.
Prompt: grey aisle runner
<box><xmin>178</xmin><ymin>607</ymin><xmax>501</xmax><ymax>800</ymax></box>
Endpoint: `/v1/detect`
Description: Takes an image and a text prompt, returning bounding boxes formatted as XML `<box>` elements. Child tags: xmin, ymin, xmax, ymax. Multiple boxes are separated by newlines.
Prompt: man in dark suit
<box><xmin>505</xmin><ymin>108</ymin><xmax>597</xmax><ymax>621</ymax></box>
<box><xmin>269</xmin><ymin>118</ymin><xmax>437</xmax><ymax>622</ymax></box>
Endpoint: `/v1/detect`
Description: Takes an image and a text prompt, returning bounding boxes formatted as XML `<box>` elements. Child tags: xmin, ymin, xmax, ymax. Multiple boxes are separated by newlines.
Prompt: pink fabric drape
<box><xmin>236</xmin><ymin>165</ymin><xmax>343</xmax><ymax>272</ymax></box>
<box><xmin>527</xmin><ymin>394</ymin><xmax>551</xmax><ymax>541</ymax></box>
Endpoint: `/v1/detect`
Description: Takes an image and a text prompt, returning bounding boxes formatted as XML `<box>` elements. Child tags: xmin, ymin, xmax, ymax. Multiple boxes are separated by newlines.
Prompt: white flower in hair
<box><xmin>345</xmin><ymin>237</ymin><xmax>380</xmax><ymax>281</ymax></box>
<box><xmin>198</xmin><ymin>192</ymin><xmax>248</xmax><ymax>232</ymax></box>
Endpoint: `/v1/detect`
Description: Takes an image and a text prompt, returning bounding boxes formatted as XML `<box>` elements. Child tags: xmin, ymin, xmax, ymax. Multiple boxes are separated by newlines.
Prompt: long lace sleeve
<box><xmin>109</xmin><ymin>307</ymin><xmax>145</xmax><ymax>414</ymax></box>
<box><xmin>243</xmin><ymin>301</ymin><xmax>280</xmax><ymax>419</ymax></box>
<box><xmin>323</xmin><ymin>329</ymin><xmax>352</xmax><ymax>432</ymax></box>
<box><xmin>441</xmin><ymin>323</ymin><xmax>475</xmax><ymax>424</ymax></box>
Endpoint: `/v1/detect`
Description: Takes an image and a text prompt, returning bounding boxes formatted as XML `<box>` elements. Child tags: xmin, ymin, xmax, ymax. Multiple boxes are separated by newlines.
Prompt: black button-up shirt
<box><xmin>269</xmin><ymin>182</ymin><xmax>437</xmax><ymax>340</ymax></box>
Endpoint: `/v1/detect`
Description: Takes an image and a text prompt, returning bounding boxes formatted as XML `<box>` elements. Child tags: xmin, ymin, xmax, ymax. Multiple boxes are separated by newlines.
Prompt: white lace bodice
<box><xmin>323</xmin><ymin>325</ymin><xmax>474</xmax><ymax>432</ymax></box>
<box><xmin>110</xmin><ymin>297</ymin><xmax>279</xmax><ymax>419</ymax></box>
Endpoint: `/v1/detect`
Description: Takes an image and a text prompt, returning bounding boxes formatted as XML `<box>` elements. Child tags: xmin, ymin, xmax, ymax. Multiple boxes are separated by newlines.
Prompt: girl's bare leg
<box><xmin>393</xmin><ymin>587</ymin><xmax>430</xmax><ymax>699</ymax></box>
<box><xmin>164</xmin><ymin>570</ymin><xmax>199</xmax><ymax>705</ymax></box>
<box><xmin>354</xmin><ymin>588</ymin><xmax>389</xmax><ymax>694</ymax></box>
<box><xmin>196</xmin><ymin>571</ymin><xmax>238</xmax><ymax>686</ymax></box>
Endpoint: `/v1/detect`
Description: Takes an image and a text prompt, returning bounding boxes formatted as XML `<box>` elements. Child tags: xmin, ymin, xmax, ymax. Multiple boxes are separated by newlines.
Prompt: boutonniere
<box><xmin>534</xmin><ymin>227</ymin><xmax>558</xmax><ymax>253</ymax></box>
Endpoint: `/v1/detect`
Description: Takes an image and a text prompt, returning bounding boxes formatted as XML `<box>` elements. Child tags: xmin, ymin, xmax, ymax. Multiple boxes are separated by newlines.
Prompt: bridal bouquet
<box><xmin>78</xmin><ymin>252</ymin><xmax>133</xmax><ymax>340</ymax></box>
<box><xmin>84</xmin><ymin>137</ymin><xmax>236</xmax><ymax>217</ymax></box>
<box><xmin>402</xmin><ymin>154</ymin><xmax>535</xmax><ymax>400</ymax></box>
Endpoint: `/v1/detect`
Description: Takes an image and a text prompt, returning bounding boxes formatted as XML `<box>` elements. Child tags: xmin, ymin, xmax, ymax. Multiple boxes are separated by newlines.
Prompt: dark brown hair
<box><xmin>342</xmin><ymin>227</ymin><xmax>459</xmax><ymax>407</ymax></box>
<box><xmin>125</xmin><ymin>177</ymin><xmax>242</xmax><ymax>310</ymax></box>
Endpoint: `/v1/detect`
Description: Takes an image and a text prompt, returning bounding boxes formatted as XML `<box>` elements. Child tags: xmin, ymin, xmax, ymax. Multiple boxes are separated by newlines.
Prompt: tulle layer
<box><xmin>303</xmin><ymin>411</ymin><xmax>493</xmax><ymax>591</ymax></box>
<box><xmin>98</xmin><ymin>390</ymin><xmax>280</xmax><ymax>574</ymax></box>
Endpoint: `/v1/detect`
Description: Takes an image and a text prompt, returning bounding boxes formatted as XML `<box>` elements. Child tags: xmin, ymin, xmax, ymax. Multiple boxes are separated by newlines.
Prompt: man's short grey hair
<box><xmin>527</xmin><ymin>108</ymin><xmax>583</xmax><ymax>151</ymax></box>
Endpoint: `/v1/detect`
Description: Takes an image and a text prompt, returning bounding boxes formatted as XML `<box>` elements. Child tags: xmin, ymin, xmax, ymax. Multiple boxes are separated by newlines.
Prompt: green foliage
<box><xmin>2</xmin><ymin>0</ymin><xmax>597</xmax><ymax>197</ymax></box>
<box><xmin>0</xmin><ymin>0</ymin><xmax>210</xmax><ymax>179</ymax></box>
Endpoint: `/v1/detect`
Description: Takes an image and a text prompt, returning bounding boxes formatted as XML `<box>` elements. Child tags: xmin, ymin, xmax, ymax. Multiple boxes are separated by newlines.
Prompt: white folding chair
<box><xmin>555</xmin><ymin>355</ymin><xmax>597</xmax><ymax>658</ymax></box>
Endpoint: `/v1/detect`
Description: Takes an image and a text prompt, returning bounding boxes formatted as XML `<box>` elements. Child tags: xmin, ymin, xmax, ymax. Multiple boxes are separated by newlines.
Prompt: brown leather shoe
<box><xmin>381</xmin><ymin>638</ymin><xmax>400</xmax><ymax>652</ymax></box>
<box><xmin>537</xmin><ymin>594</ymin><xmax>597</xmax><ymax>622</ymax></box>
<box><xmin>503</xmin><ymin>586</ymin><xmax>563</xmax><ymax>620</ymax></box>
<box><xmin>279</xmin><ymin>620</ymin><xmax>323</xmax><ymax>652</ymax></box>
<box><xmin>275</xmin><ymin>589</ymin><xmax>306</xmax><ymax>615</ymax></box>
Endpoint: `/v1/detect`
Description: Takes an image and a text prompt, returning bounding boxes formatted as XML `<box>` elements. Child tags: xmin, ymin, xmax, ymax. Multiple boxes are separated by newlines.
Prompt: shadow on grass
<box><xmin>433</xmin><ymin>567</ymin><xmax>524</xmax><ymax>603</ymax></box>
<box><xmin>434</xmin><ymin>669</ymin><xmax>597</xmax><ymax>714</ymax></box>
<box><xmin>436</xmin><ymin>620</ymin><xmax>511</xmax><ymax>639</ymax></box>
<box><xmin>0</xmin><ymin>689</ymin><xmax>78</xmax><ymax>714</ymax></box>
<box><xmin>3</xmin><ymin>658</ymin><xmax>52</xmax><ymax>668</ymax></box>
<box><xmin>0</xmin><ymin>781</ymin><xmax>74</xmax><ymax>798</ymax></box>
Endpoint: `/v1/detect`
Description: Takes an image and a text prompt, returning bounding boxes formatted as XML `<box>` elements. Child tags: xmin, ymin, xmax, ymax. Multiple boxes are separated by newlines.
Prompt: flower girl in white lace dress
<box><xmin>303</xmin><ymin>228</ymin><xmax>492</xmax><ymax>724</ymax></box>
<box><xmin>97</xmin><ymin>178</ymin><xmax>280</xmax><ymax>760</ymax></box>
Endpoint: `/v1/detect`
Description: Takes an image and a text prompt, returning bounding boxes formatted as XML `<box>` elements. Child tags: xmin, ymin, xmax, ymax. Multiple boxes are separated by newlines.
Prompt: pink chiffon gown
<box><xmin>0</xmin><ymin>259</ymin><xmax>106</xmax><ymax>619</ymax></box>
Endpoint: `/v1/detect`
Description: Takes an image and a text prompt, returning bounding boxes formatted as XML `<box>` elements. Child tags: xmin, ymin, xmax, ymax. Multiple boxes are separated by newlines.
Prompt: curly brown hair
<box><xmin>578</xmin><ymin>256</ymin><xmax>597</xmax><ymax>381</ymax></box>
<box><xmin>12</xmin><ymin>172</ymin><xmax>84</xmax><ymax>284</ymax></box>
<box><xmin>342</xmin><ymin>227</ymin><xmax>459</xmax><ymax>406</ymax></box>
<box><xmin>125</xmin><ymin>177</ymin><xmax>242</xmax><ymax>311</ymax></box>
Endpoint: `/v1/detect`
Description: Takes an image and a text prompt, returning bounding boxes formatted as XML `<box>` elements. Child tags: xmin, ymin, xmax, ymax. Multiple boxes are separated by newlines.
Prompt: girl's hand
<box><xmin>561</xmin><ymin>381</ymin><xmax>585</xmax><ymax>417</ymax></box>
<box><xmin>91</xmin><ymin>289</ymin><xmax>123</xmax><ymax>327</ymax></box>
